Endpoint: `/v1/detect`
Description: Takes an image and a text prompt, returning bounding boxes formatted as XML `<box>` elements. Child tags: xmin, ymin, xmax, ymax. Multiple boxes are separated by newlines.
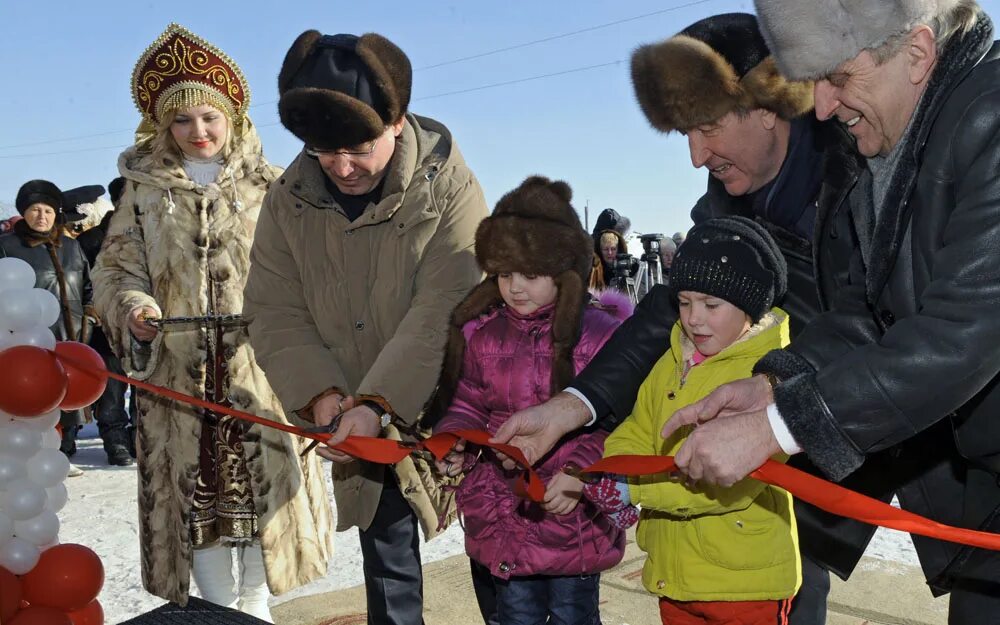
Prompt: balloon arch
<box><xmin>0</xmin><ymin>257</ymin><xmax>107</xmax><ymax>625</ymax></box>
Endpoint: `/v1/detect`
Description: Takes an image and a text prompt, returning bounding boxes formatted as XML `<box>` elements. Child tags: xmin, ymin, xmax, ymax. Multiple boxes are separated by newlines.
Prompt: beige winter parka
<box><xmin>243</xmin><ymin>113</ymin><xmax>487</xmax><ymax>535</ymax></box>
<box><xmin>91</xmin><ymin>121</ymin><xmax>334</xmax><ymax>605</ymax></box>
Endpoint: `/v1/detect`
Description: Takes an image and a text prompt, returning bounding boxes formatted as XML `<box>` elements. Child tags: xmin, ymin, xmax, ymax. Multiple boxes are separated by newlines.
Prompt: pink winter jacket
<box><xmin>434</xmin><ymin>296</ymin><xmax>630</xmax><ymax>579</ymax></box>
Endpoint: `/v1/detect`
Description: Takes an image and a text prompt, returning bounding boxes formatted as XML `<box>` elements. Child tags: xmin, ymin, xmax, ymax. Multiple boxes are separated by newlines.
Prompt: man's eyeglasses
<box><xmin>305</xmin><ymin>137</ymin><xmax>379</xmax><ymax>159</ymax></box>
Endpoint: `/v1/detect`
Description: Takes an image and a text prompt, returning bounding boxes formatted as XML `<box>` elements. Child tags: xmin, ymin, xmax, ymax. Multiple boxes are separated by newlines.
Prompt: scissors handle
<box><xmin>300</xmin><ymin>411</ymin><xmax>345</xmax><ymax>456</ymax></box>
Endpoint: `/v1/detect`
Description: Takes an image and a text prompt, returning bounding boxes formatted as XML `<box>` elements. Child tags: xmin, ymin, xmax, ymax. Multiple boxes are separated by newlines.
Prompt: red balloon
<box><xmin>0</xmin><ymin>346</ymin><xmax>67</xmax><ymax>417</ymax></box>
<box><xmin>54</xmin><ymin>342</ymin><xmax>108</xmax><ymax>410</ymax></box>
<box><xmin>67</xmin><ymin>600</ymin><xmax>103</xmax><ymax>625</ymax></box>
<box><xmin>21</xmin><ymin>544</ymin><xmax>104</xmax><ymax>611</ymax></box>
<box><xmin>0</xmin><ymin>567</ymin><xmax>22</xmax><ymax>622</ymax></box>
<box><xmin>9</xmin><ymin>606</ymin><xmax>72</xmax><ymax>625</ymax></box>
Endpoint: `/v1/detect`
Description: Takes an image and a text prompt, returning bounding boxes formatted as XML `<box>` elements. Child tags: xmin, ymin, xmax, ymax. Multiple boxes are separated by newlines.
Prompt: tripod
<box><xmin>632</xmin><ymin>253</ymin><xmax>664</xmax><ymax>302</ymax></box>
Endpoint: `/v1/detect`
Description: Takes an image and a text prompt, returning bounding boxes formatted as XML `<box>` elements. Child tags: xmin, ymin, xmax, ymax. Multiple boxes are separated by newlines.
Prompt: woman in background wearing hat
<box><xmin>91</xmin><ymin>24</ymin><xmax>332</xmax><ymax>618</ymax></box>
<box><xmin>0</xmin><ymin>179</ymin><xmax>95</xmax><ymax>474</ymax></box>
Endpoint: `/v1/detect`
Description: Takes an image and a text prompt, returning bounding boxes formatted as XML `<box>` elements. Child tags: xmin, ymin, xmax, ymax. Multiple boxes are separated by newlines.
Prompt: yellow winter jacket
<box><xmin>604</xmin><ymin>308</ymin><xmax>801</xmax><ymax>602</ymax></box>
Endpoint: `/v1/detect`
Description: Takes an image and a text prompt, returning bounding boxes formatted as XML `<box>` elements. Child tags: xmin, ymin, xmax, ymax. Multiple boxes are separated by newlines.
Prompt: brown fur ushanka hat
<box><xmin>278</xmin><ymin>31</ymin><xmax>412</xmax><ymax>150</ymax></box>
<box><xmin>631</xmin><ymin>12</ymin><xmax>814</xmax><ymax>133</ymax></box>
<box><xmin>423</xmin><ymin>176</ymin><xmax>593</xmax><ymax>426</ymax></box>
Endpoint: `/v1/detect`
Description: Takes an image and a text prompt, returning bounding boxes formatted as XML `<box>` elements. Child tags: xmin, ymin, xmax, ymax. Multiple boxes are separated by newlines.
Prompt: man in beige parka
<box><xmin>243</xmin><ymin>31</ymin><xmax>487</xmax><ymax>625</ymax></box>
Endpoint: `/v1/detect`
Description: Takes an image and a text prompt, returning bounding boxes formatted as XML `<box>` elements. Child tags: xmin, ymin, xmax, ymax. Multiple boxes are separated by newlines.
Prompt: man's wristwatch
<box><xmin>361</xmin><ymin>400</ymin><xmax>392</xmax><ymax>428</ymax></box>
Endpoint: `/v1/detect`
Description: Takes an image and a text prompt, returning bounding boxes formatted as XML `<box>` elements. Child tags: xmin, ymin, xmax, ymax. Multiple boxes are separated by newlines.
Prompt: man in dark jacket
<box><xmin>654</xmin><ymin>1</ymin><xmax>1000</xmax><ymax>621</ymax></box>
<box><xmin>492</xmin><ymin>13</ymin><xmax>858</xmax><ymax>625</ymax></box>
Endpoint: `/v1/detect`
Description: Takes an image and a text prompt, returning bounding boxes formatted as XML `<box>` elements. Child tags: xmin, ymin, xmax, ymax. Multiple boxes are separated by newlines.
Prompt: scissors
<box><xmin>299</xmin><ymin>409</ymin><xmax>346</xmax><ymax>457</ymax></box>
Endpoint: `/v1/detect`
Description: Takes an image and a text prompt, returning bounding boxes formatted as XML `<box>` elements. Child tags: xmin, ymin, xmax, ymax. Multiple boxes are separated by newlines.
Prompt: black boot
<box><xmin>103</xmin><ymin>429</ymin><xmax>135</xmax><ymax>466</ymax></box>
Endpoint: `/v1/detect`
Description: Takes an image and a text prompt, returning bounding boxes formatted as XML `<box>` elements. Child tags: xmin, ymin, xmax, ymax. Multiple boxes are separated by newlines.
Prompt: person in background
<box><xmin>92</xmin><ymin>23</ymin><xmax>332</xmax><ymax>618</ymax></box>
<box><xmin>62</xmin><ymin>183</ymin><xmax>133</xmax><ymax>467</ymax></box>
<box><xmin>589</xmin><ymin>208</ymin><xmax>630</xmax><ymax>290</ymax></box>
<box><xmin>658</xmin><ymin>237</ymin><xmax>676</xmax><ymax>273</ymax></box>
<box><xmin>0</xmin><ymin>179</ymin><xmax>94</xmax><ymax>477</ymax></box>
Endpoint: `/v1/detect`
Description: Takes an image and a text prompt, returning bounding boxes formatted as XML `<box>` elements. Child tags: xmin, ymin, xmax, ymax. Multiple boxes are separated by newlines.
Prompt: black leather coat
<box><xmin>757</xmin><ymin>16</ymin><xmax>1000</xmax><ymax>592</ymax></box>
<box><xmin>0</xmin><ymin>221</ymin><xmax>92</xmax><ymax>341</ymax></box>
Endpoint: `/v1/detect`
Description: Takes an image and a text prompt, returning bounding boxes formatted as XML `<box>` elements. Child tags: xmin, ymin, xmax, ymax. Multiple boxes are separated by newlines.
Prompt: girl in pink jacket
<box><xmin>425</xmin><ymin>176</ymin><xmax>633</xmax><ymax>625</ymax></box>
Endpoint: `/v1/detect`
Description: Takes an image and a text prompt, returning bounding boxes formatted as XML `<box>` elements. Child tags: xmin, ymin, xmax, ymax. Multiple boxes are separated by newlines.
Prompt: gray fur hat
<box><xmin>754</xmin><ymin>0</ymin><xmax>963</xmax><ymax>80</ymax></box>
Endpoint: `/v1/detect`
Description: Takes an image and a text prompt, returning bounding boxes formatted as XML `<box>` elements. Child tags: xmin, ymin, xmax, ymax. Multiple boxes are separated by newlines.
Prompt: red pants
<box><xmin>659</xmin><ymin>597</ymin><xmax>792</xmax><ymax>625</ymax></box>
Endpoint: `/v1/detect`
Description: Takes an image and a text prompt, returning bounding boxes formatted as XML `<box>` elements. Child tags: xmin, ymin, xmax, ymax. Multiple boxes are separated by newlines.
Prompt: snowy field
<box><xmin>62</xmin><ymin>423</ymin><xmax>918</xmax><ymax>624</ymax></box>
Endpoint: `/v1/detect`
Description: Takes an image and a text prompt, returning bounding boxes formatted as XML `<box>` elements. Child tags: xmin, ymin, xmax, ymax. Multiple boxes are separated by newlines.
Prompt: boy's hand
<box><xmin>542</xmin><ymin>472</ymin><xmax>583</xmax><ymax>515</ymax></box>
<box><xmin>434</xmin><ymin>438</ymin><xmax>468</xmax><ymax>477</ymax></box>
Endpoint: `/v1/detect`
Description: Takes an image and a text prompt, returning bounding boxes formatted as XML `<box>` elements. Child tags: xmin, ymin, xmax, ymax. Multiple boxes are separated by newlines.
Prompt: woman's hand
<box><xmin>127</xmin><ymin>306</ymin><xmax>160</xmax><ymax>342</ymax></box>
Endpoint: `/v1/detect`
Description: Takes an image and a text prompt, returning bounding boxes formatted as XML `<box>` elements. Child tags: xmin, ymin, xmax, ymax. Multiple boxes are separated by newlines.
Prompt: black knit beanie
<box><xmin>670</xmin><ymin>216</ymin><xmax>786</xmax><ymax>321</ymax></box>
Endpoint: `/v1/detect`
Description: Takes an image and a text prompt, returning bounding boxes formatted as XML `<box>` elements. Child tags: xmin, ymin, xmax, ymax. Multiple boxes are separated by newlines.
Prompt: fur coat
<box><xmin>91</xmin><ymin>121</ymin><xmax>334</xmax><ymax>605</ymax></box>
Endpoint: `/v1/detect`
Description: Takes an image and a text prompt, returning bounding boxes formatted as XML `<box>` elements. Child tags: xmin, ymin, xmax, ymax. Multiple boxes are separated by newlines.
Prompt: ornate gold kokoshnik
<box><xmin>131</xmin><ymin>23</ymin><xmax>250</xmax><ymax>128</ymax></box>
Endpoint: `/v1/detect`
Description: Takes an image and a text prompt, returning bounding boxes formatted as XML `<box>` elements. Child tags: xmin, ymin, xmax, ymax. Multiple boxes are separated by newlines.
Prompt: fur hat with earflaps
<box><xmin>753</xmin><ymin>0</ymin><xmax>963</xmax><ymax>80</ymax></box>
<box><xmin>423</xmin><ymin>176</ymin><xmax>593</xmax><ymax>427</ymax></box>
<box><xmin>631</xmin><ymin>12</ymin><xmax>814</xmax><ymax>133</ymax></box>
<box><xmin>670</xmin><ymin>216</ymin><xmax>787</xmax><ymax>322</ymax></box>
<box><xmin>278</xmin><ymin>31</ymin><xmax>412</xmax><ymax>150</ymax></box>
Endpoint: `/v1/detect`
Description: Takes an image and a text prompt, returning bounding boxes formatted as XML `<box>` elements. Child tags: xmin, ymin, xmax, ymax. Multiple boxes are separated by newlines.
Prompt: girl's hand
<box><xmin>542</xmin><ymin>471</ymin><xmax>583</xmax><ymax>515</ymax></box>
<box><xmin>434</xmin><ymin>438</ymin><xmax>467</xmax><ymax>477</ymax></box>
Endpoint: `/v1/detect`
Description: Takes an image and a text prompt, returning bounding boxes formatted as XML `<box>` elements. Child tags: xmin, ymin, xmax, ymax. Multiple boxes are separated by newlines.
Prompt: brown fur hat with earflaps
<box><xmin>631</xmin><ymin>12</ymin><xmax>814</xmax><ymax>133</ymax></box>
<box><xmin>278</xmin><ymin>30</ymin><xmax>412</xmax><ymax>150</ymax></box>
<box><xmin>423</xmin><ymin>176</ymin><xmax>594</xmax><ymax>427</ymax></box>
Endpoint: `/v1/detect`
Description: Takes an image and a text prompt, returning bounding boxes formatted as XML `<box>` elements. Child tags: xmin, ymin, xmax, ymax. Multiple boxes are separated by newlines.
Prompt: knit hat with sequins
<box><xmin>669</xmin><ymin>216</ymin><xmax>786</xmax><ymax>321</ymax></box>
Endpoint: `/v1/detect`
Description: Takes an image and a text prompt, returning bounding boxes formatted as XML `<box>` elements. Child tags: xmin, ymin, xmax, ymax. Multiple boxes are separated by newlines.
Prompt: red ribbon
<box><xmin>52</xmin><ymin>349</ymin><xmax>1000</xmax><ymax>551</ymax></box>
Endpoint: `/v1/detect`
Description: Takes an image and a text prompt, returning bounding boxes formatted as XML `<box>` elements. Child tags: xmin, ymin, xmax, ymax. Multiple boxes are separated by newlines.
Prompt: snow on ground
<box><xmin>61</xmin><ymin>424</ymin><xmax>465</xmax><ymax>624</ymax></box>
<box><xmin>62</xmin><ymin>424</ymin><xmax>916</xmax><ymax>624</ymax></box>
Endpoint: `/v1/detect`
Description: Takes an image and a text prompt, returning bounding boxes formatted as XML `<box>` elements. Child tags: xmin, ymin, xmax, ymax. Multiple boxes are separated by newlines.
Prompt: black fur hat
<box><xmin>424</xmin><ymin>176</ymin><xmax>593</xmax><ymax>426</ymax></box>
<box><xmin>670</xmin><ymin>216</ymin><xmax>787</xmax><ymax>322</ymax></box>
<box><xmin>278</xmin><ymin>31</ymin><xmax>412</xmax><ymax>150</ymax></box>
<box><xmin>15</xmin><ymin>180</ymin><xmax>64</xmax><ymax>215</ymax></box>
<box><xmin>631</xmin><ymin>12</ymin><xmax>814</xmax><ymax>133</ymax></box>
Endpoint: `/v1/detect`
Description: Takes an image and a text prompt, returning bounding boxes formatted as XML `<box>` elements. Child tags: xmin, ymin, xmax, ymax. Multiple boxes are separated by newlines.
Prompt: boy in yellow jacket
<box><xmin>588</xmin><ymin>216</ymin><xmax>800</xmax><ymax>625</ymax></box>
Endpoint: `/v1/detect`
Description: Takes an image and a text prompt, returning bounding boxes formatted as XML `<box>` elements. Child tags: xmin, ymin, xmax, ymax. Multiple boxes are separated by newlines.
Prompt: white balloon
<box><xmin>0</xmin><ymin>289</ymin><xmax>43</xmax><ymax>333</ymax></box>
<box><xmin>8</xmin><ymin>325</ymin><xmax>56</xmax><ymax>350</ymax></box>
<box><xmin>0</xmin><ymin>510</ymin><xmax>13</xmax><ymax>548</ymax></box>
<box><xmin>13</xmin><ymin>509</ymin><xmax>59</xmax><ymax>546</ymax></box>
<box><xmin>0</xmin><ymin>536</ymin><xmax>40</xmax><ymax>574</ymax></box>
<box><xmin>40</xmin><ymin>428</ymin><xmax>60</xmax><ymax>450</ymax></box>
<box><xmin>29</xmin><ymin>288</ymin><xmax>61</xmax><ymax>329</ymax></box>
<box><xmin>0</xmin><ymin>453</ymin><xmax>26</xmax><ymax>490</ymax></box>
<box><xmin>0</xmin><ymin>330</ymin><xmax>16</xmax><ymax>351</ymax></box>
<box><xmin>45</xmin><ymin>483</ymin><xmax>68</xmax><ymax>513</ymax></box>
<box><xmin>25</xmin><ymin>448</ymin><xmax>70</xmax><ymax>488</ymax></box>
<box><xmin>0</xmin><ymin>421</ymin><xmax>42</xmax><ymax>459</ymax></box>
<box><xmin>0</xmin><ymin>479</ymin><xmax>47</xmax><ymax>520</ymax></box>
<box><xmin>0</xmin><ymin>258</ymin><xmax>36</xmax><ymax>294</ymax></box>
<box><xmin>14</xmin><ymin>409</ymin><xmax>61</xmax><ymax>433</ymax></box>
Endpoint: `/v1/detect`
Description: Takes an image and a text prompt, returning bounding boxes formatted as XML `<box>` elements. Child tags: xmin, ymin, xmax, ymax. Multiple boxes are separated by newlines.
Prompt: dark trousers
<box><xmin>94</xmin><ymin>352</ymin><xmax>132</xmax><ymax>439</ymax></box>
<box><xmin>470</xmin><ymin>559</ymin><xmax>500</xmax><ymax>625</ymax></box>
<box><xmin>788</xmin><ymin>554</ymin><xmax>830</xmax><ymax>625</ymax></box>
<box><xmin>359</xmin><ymin>477</ymin><xmax>425</xmax><ymax>625</ymax></box>
<box><xmin>949</xmin><ymin>579</ymin><xmax>1000</xmax><ymax>625</ymax></box>
<box><xmin>494</xmin><ymin>573</ymin><xmax>601</xmax><ymax>625</ymax></box>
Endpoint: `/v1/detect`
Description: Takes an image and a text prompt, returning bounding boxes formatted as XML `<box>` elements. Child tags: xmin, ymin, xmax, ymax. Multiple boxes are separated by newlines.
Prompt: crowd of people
<box><xmin>4</xmin><ymin>0</ymin><xmax>1000</xmax><ymax>624</ymax></box>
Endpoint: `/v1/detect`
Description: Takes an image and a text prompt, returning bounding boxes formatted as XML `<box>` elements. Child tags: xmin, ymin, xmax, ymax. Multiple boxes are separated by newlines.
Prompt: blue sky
<box><xmin>3</xmin><ymin>0</ymin><xmax>999</xmax><ymax>236</ymax></box>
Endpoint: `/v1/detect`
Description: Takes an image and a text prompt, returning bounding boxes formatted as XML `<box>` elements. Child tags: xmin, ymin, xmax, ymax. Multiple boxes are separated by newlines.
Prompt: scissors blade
<box><xmin>300</xmin><ymin>411</ymin><xmax>345</xmax><ymax>457</ymax></box>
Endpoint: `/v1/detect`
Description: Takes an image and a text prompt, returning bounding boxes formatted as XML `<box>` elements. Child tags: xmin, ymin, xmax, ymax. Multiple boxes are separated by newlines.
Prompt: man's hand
<box><xmin>661</xmin><ymin>375</ymin><xmax>773</xmax><ymax>440</ymax></box>
<box><xmin>312</xmin><ymin>393</ymin><xmax>351</xmax><ymax>428</ymax></box>
<box><xmin>491</xmin><ymin>392</ymin><xmax>591</xmax><ymax>470</ymax></box>
<box><xmin>542</xmin><ymin>471</ymin><xmax>584</xmax><ymax>515</ymax></box>
<box><xmin>318</xmin><ymin>401</ymin><xmax>382</xmax><ymax>464</ymax></box>
<box><xmin>434</xmin><ymin>438</ymin><xmax>467</xmax><ymax>477</ymax></box>
<box><xmin>673</xmin><ymin>410</ymin><xmax>781</xmax><ymax>487</ymax></box>
<box><xmin>127</xmin><ymin>306</ymin><xmax>159</xmax><ymax>342</ymax></box>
